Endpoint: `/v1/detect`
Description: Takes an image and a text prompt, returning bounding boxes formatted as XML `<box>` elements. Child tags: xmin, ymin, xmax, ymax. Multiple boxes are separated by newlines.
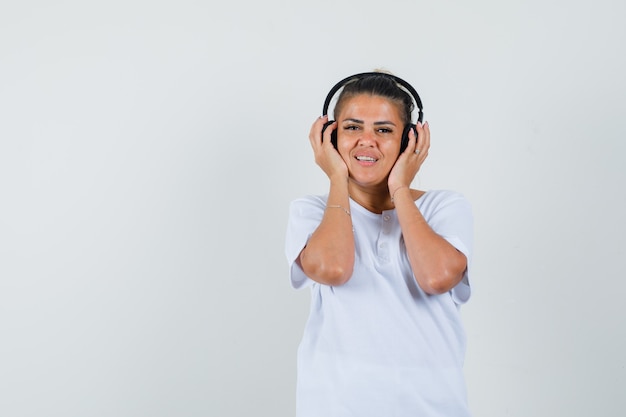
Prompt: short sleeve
<box><xmin>418</xmin><ymin>191</ymin><xmax>474</xmax><ymax>304</ymax></box>
<box><xmin>284</xmin><ymin>195</ymin><xmax>327</xmax><ymax>289</ymax></box>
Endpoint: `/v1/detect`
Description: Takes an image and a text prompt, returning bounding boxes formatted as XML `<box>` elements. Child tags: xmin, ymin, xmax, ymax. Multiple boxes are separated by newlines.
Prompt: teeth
<box><xmin>356</xmin><ymin>156</ymin><xmax>377</xmax><ymax>162</ymax></box>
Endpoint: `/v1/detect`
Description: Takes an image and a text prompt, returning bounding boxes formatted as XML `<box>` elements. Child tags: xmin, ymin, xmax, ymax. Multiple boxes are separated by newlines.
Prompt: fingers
<box><xmin>308</xmin><ymin>115</ymin><xmax>337</xmax><ymax>149</ymax></box>
<box><xmin>308</xmin><ymin>115</ymin><xmax>327</xmax><ymax>148</ymax></box>
<box><xmin>322</xmin><ymin>120</ymin><xmax>337</xmax><ymax>146</ymax></box>
<box><xmin>308</xmin><ymin>115</ymin><xmax>347</xmax><ymax>177</ymax></box>
<box><xmin>412</xmin><ymin>121</ymin><xmax>430</xmax><ymax>159</ymax></box>
<box><xmin>387</xmin><ymin>121</ymin><xmax>430</xmax><ymax>193</ymax></box>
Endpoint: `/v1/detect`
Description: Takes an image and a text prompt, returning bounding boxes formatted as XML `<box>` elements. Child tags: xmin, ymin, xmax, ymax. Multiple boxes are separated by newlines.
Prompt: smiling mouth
<box><xmin>355</xmin><ymin>156</ymin><xmax>378</xmax><ymax>162</ymax></box>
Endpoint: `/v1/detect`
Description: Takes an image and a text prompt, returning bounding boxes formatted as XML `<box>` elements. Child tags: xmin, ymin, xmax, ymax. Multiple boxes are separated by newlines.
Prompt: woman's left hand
<box><xmin>387</xmin><ymin>121</ymin><xmax>430</xmax><ymax>193</ymax></box>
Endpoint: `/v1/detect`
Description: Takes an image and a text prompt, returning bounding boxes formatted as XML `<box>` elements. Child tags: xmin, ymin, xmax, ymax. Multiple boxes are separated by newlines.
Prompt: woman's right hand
<box><xmin>301</xmin><ymin>115</ymin><xmax>355</xmax><ymax>287</ymax></box>
<box><xmin>308</xmin><ymin>116</ymin><xmax>348</xmax><ymax>180</ymax></box>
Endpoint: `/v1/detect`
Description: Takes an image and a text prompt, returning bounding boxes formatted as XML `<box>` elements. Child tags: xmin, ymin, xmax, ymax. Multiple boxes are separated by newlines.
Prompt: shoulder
<box><xmin>417</xmin><ymin>190</ymin><xmax>472</xmax><ymax>217</ymax></box>
<box><xmin>419</xmin><ymin>189</ymin><xmax>470</xmax><ymax>206</ymax></box>
<box><xmin>288</xmin><ymin>194</ymin><xmax>328</xmax><ymax>218</ymax></box>
<box><xmin>290</xmin><ymin>194</ymin><xmax>327</xmax><ymax>204</ymax></box>
<box><xmin>289</xmin><ymin>194</ymin><xmax>327</xmax><ymax>209</ymax></box>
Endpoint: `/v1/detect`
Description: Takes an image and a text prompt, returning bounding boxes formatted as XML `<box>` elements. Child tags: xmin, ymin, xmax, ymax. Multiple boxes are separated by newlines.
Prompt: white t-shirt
<box><xmin>285</xmin><ymin>190</ymin><xmax>474</xmax><ymax>417</ymax></box>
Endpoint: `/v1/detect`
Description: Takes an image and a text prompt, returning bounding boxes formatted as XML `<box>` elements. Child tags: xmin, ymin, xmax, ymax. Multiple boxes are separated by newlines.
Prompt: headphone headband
<box><xmin>322</xmin><ymin>72</ymin><xmax>424</xmax><ymax>123</ymax></box>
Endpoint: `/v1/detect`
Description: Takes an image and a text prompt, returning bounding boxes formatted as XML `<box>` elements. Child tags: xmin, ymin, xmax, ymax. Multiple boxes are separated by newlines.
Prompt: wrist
<box><xmin>329</xmin><ymin>173</ymin><xmax>349</xmax><ymax>187</ymax></box>
<box><xmin>390</xmin><ymin>185</ymin><xmax>410</xmax><ymax>203</ymax></box>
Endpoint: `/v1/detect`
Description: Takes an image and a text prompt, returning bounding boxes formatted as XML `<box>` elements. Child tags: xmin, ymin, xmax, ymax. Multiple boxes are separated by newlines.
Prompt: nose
<box><xmin>357</xmin><ymin>128</ymin><xmax>376</xmax><ymax>146</ymax></box>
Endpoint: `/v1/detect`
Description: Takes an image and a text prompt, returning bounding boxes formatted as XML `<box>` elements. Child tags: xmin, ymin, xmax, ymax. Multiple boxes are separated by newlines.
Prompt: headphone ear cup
<box><xmin>400</xmin><ymin>124</ymin><xmax>416</xmax><ymax>154</ymax></box>
<box><xmin>322</xmin><ymin>120</ymin><xmax>339</xmax><ymax>150</ymax></box>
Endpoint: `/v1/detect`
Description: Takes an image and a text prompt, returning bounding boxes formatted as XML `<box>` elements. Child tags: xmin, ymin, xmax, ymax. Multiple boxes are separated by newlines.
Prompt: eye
<box><xmin>344</xmin><ymin>124</ymin><xmax>360</xmax><ymax>131</ymax></box>
<box><xmin>377</xmin><ymin>127</ymin><xmax>393</xmax><ymax>134</ymax></box>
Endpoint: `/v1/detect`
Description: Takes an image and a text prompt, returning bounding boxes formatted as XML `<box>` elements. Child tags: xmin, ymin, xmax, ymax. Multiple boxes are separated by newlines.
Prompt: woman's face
<box><xmin>335</xmin><ymin>94</ymin><xmax>405</xmax><ymax>189</ymax></box>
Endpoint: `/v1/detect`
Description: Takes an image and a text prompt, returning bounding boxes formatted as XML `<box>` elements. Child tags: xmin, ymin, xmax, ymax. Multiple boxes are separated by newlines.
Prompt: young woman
<box><xmin>285</xmin><ymin>72</ymin><xmax>474</xmax><ymax>417</ymax></box>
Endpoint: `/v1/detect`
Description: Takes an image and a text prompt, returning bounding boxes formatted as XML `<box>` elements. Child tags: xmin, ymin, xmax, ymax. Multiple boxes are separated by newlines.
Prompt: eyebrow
<box><xmin>342</xmin><ymin>118</ymin><xmax>397</xmax><ymax>126</ymax></box>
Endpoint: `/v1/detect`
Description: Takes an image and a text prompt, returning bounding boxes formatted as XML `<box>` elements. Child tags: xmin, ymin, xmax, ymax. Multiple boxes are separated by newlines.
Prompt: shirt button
<box><xmin>383</xmin><ymin>215</ymin><xmax>390</xmax><ymax>221</ymax></box>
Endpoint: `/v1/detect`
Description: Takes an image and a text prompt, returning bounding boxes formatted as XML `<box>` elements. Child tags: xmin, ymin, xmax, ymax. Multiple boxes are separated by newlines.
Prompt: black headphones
<box><xmin>321</xmin><ymin>72</ymin><xmax>424</xmax><ymax>153</ymax></box>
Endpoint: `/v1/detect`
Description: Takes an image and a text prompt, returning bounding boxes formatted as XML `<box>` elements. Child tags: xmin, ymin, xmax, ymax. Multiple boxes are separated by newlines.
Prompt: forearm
<box><xmin>299</xmin><ymin>176</ymin><xmax>355</xmax><ymax>286</ymax></box>
<box><xmin>392</xmin><ymin>187</ymin><xmax>467</xmax><ymax>294</ymax></box>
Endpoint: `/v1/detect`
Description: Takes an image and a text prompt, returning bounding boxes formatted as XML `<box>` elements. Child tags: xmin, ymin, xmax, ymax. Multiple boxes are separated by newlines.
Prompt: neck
<box><xmin>348</xmin><ymin>181</ymin><xmax>394</xmax><ymax>214</ymax></box>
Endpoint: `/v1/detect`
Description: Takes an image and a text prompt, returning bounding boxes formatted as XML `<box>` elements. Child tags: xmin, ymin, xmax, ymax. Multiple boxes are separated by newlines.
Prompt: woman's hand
<box><xmin>308</xmin><ymin>116</ymin><xmax>348</xmax><ymax>180</ymax></box>
<box><xmin>387</xmin><ymin>121</ymin><xmax>466</xmax><ymax>294</ymax></box>
<box><xmin>387</xmin><ymin>122</ymin><xmax>430</xmax><ymax>195</ymax></box>
<box><xmin>300</xmin><ymin>116</ymin><xmax>354</xmax><ymax>286</ymax></box>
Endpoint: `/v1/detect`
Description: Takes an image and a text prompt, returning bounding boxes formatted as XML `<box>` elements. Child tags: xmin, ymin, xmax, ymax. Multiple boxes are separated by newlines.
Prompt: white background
<box><xmin>1</xmin><ymin>0</ymin><xmax>625</xmax><ymax>416</ymax></box>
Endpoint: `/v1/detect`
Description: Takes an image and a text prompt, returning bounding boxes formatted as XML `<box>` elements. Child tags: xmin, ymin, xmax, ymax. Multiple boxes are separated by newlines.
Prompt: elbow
<box><xmin>317</xmin><ymin>264</ymin><xmax>354</xmax><ymax>286</ymax></box>
<box><xmin>420</xmin><ymin>260</ymin><xmax>467</xmax><ymax>295</ymax></box>
<box><xmin>421</xmin><ymin>273</ymin><xmax>460</xmax><ymax>295</ymax></box>
<box><xmin>301</xmin><ymin>254</ymin><xmax>354</xmax><ymax>286</ymax></box>
<box><xmin>419</xmin><ymin>251</ymin><xmax>467</xmax><ymax>295</ymax></box>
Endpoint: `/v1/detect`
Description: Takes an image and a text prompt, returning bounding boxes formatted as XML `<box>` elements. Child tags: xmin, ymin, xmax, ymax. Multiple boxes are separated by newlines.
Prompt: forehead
<box><xmin>337</xmin><ymin>94</ymin><xmax>404</xmax><ymax>122</ymax></box>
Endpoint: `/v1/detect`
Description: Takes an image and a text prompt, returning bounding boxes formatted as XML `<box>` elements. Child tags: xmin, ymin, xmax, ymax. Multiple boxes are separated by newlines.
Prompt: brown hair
<box><xmin>333</xmin><ymin>73</ymin><xmax>414</xmax><ymax>125</ymax></box>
